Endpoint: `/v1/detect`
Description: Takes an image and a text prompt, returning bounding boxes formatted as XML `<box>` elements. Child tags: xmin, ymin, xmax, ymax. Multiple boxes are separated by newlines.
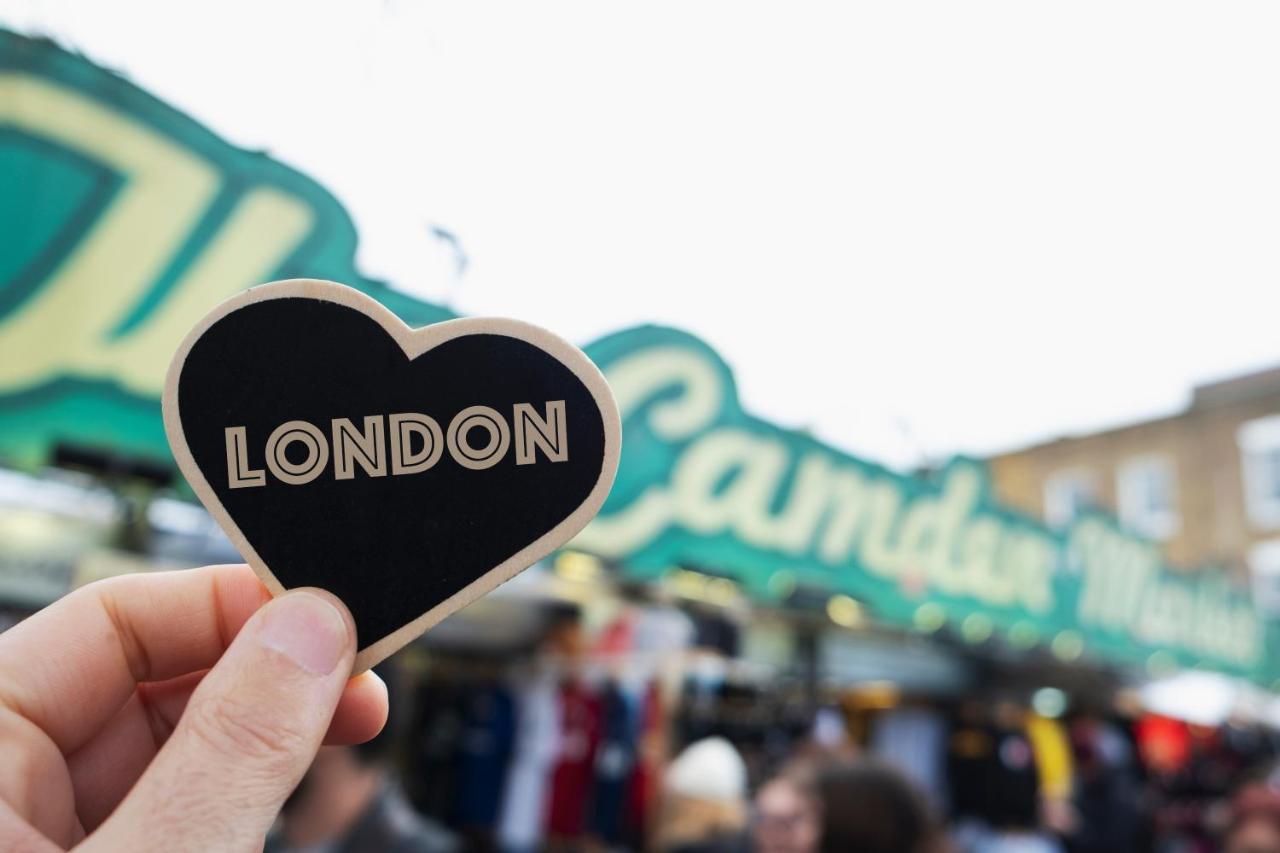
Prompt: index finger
<box><xmin>0</xmin><ymin>564</ymin><xmax>271</xmax><ymax>755</ymax></box>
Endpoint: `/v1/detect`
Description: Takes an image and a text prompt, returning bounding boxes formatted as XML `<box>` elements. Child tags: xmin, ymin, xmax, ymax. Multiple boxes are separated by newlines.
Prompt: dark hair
<box><xmin>1228</xmin><ymin>784</ymin><xmax>1280</xmax><ymax>837</ymax></box>
<box><xmin>817</xmin><ymin>760</ymin><xmax>936</xmax><ymax>853</ymax></box>
<box><xmin>761</xmin><ymin>759</ymin><xmax>820</xmax><ymax>803</ymax></box>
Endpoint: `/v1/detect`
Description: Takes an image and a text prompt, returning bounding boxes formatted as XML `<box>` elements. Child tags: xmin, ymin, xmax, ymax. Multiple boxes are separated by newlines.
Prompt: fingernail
<box><xmin>256</xmin><ymin>592</ymin><xmax>350</xmax><ymax>675</ymax></box>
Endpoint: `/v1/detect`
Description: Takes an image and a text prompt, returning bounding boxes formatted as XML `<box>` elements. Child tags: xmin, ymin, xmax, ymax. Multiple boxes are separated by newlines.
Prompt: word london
<box><xmin>224</xmin><ymin>401</ymin><xmax>568</xmax><ymax>487</ymax></box>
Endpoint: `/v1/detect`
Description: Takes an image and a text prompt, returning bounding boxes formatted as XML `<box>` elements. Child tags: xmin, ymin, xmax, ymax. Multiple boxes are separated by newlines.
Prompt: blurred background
<box><xmin>3</xmin><ymin>3</ymin><xmax>1280</xmax><ymax>851</ymax></box>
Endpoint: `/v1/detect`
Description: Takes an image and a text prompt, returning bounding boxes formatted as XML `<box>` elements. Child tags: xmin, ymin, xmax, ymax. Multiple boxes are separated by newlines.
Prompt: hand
<box><xmin>0</xmin><ymin>564</ymin><xmax>388</xmax><ymax>851</ymax></box>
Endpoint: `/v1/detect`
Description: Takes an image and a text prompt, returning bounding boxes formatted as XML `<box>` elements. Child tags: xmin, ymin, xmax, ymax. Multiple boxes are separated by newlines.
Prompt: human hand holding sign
<box><xmin>163</xmin><ymin>280</ymin><xmax>620</xmax><ymax>672</ymax></box>
<box><xmin>0</xmin><ymin>564</ymin><xmax>388</xmax><ymax>851</ymax></box>
<box><xmin>0</xmin><ymin>280</ymin><xmax>618</xmax><ymax>850</ymax></box>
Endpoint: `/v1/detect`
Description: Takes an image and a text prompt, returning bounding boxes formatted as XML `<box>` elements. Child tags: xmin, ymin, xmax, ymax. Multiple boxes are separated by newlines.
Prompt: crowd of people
<box><xmin>272</xmin><ymin>732</ymin><xmax>1280</xmax><ymax>853</ymax></box>
<box><xmin>6</xmin><ymin>556</ymin><xmax>1273</xmax><ymax>853</ymax></box>
<box><xmin>1</xmin><ymin>561</ymin><xmax>1277</xmax><ymax>852</ymax></box>
<box><xmin>657</xmin><ymin>716</ymin><xmax>1280</xmax><ymax>853</ymax></box>
<box><xmin>263</xmin><ymin>663</ymin><xmax>1280</xmax><ymax>853</ymax></box>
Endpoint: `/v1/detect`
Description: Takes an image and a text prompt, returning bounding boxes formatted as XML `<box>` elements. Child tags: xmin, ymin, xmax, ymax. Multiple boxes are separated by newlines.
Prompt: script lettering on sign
<box><xmin>573</xmin><ymin>325</ymin><xmax>1272</xmax><ymax>680</ymax></box>
<box><xmin>0</xmin><ymin>29</ymin><xmax>454</xmax><ymax>469</ymax></box>
<box><xmin>576</xmin><ymin>339</ymin><xmax>1057</xmax><ymax>617</ymax></box>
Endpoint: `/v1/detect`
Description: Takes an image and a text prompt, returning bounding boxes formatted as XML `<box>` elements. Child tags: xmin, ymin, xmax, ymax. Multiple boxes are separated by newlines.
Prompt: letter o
<box><xmin>265</xmin><ymin>420</ymin><xmax>329</xmax><ymax>484</ymax></box>
<box><xmin>447</xmin><ymin>406</ymin><xmax>510</xmax><ymax>470</ymax></box>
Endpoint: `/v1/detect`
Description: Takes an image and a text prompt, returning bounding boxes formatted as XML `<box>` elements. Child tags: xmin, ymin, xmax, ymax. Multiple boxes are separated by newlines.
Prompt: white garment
<box><xmin>496</xmin><ymin>670</ymin><xmax>562</xmax><ymax>850</ymax></box>
<box><xmin>973</xmin><ymin>830</ymin><xmax>1063</xmax><ymax>853</ymax></box>
<box><xmin>665</xmin><ymin>736</ymin><xmax>747</xmax><ymax>803</ymax></box>
<box><xmin>869</xmin><ymin>707</ymin><xmax>947</xmax><ymax>813</ymax></box>
<box><xmin>952</xmin><ymin>820</ymin><xmax>1064</xmax><ymax>853</ymax></box>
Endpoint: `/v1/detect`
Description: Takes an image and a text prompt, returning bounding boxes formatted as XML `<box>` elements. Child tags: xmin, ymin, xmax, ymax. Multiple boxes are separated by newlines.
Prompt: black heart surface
<box><xmin>163</xmin><ymin>279</ymin><xmax>620</xmax><ymax>671</ymax></box>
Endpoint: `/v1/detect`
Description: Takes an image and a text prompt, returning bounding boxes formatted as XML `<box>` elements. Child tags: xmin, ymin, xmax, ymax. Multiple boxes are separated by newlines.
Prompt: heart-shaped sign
<box><xmin>163</xmin><ymin>279</ymin><xmax>620</xmax><ymax>671</ymax></box>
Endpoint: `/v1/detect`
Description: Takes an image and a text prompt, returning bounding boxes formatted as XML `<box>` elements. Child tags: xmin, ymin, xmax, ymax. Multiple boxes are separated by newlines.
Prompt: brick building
<box><xmin>987</xmin><ymin>365</ymin><xmax>1280</xmax><ymax>612</ymax></box>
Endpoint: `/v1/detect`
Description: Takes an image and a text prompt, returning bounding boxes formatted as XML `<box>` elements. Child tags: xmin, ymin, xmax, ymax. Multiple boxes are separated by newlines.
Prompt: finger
<box><xmin>82</xmin><ymin>589</ymin><xmax>356</xmax><ymax>851</ymax></box>
<box><xmin>0</xmin><ymin>564</ymin><xmax>270</xmax><ymax>755</ymax></box>
<box><xmin>65</xmin><ymin>673</ymin><xmax>202</xmax><ymax>831</ymax></box>
<box><xmin>128</xmin><ymin>668</ymin><xmax>386</xmax><ymax>747</ymax></box>
<box><xmin>0</xmin><ymin>795</ymin><xmax>61</xmax><ymax>853</ymax></box>
<box><xmin>66</xmin><ymin>670</ymin><xmax>387</xmax><ymax>831</ymax></box>
<box><xmin>134</xmin><ymin>669</ymin><xmax>388</xmax><ymax>746</ymax></box>
<box><xmin>324</xmin><ymin>671</ymin><xmax>389</xmax><ymax>745</ymax></box>
<box><xmin>0</xmin><ymin>704</ymin><xmax>82</xmax><ymax>847</ymax></box>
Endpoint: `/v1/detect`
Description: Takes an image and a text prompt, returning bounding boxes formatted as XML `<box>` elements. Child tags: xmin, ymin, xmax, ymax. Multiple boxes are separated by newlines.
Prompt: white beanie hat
<box><xmin>665</xmin><ymin>736</ymin><xmax>747</xmax><ymax>804</ymax></box>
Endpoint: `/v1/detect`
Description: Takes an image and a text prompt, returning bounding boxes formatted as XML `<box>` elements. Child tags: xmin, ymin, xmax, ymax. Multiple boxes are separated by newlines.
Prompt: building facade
<box><xmin>988</xmin><ymin>366</ymin><xmax>1280</xmax><ymax>612</ymax></box>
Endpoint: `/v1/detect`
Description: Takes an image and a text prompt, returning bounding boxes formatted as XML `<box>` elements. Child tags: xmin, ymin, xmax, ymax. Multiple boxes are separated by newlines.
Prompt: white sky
<box><xmin>6</xmin><ymin>1</ymin><xmax>1280</xmax><ymax>469</ymax></box>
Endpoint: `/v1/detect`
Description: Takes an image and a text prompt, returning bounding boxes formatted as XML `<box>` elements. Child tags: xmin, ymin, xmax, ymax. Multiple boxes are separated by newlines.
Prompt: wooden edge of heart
<box><xmin>162</xmin><ymin>278</ymin><xmax>622</xmax><ymax>673</ymax></box>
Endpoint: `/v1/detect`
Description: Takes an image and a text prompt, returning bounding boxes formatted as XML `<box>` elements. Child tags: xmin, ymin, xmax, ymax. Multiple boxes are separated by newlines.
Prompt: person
<box><xmin>753</xmin><ymin>764</ymin><xmax>821</xmax><ymax>853</ymax></box>
<box><xmin>0</xmin><ymin>564</ymin><xmax>389</xmax><ymax>851</ymax></box>
<box><xmin>265</xmin><ymin>667</ymin><xmax>457</xmax><ymax>853</ymax></box>
<box><xmin>1067</xmin><ymin>714</ymin><xmax>1144</xmax><ymax>853</ymax></box>
<box><xmin>815</xmin><ymin>760</ymin><xmax>941</xmax><ymax>853</ymax></box>
<box><xmin>1223</xmin><ymin>784</ymin><xmax>1280</xmax><ymax>853</ymax></box>
<box><xmin>267</xmin><ymin>744</ymin><xmax>457</xmax><ymax>853</ymax></box>
<box><xmin>655</xmin><ymin>736</ymin><xmax>750</xmax><ymax>853</ymax></box>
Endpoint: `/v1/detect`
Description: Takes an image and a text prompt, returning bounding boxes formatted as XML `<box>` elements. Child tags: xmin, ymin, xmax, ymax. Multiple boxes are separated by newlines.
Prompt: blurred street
<box><xmin>3</xmin><ymin>6</ymin><xmax>1280</xmax><ymax>852</ymax></box>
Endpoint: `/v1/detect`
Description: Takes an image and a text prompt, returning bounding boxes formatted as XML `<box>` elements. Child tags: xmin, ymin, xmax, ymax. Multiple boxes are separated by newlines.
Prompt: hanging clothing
<box><xmin>406</xmin><ymin>680</ymin><xmax>467</xmax><ymax>823</ymax></box>
<box><xmin>545</xmin><ymin>682</ymin><xmax>604</xmax><ymax>838</ymax></box>
<box><xmin>988</xmin><ymin>724</ymin><xmax>1041</xmax><ymax>828</ymax></box>
<box><xmin>627</xmin><ymin>680</ymin><xmax>665</xmax><ymax>849</ymax></box>
<box><xmin>946</xmin><ymin>719</ymin><xmax>1041</xmax><ymax>829</ymax></box>
<box><xmin>456</xmin><ymin>684</ymin><xmax>517</xmax><ymax>831</ymax></box>
<box><xmin>870</xmin><ymin>706</ymin><xmax>948</xmax><ymax>813</ymax></box>
<box><xmin>1069</xmin><ymin>718</ymin><xmax>1145</xmax><ymax>853</ymax></box>
<box><xmin>947</xmin><ymin>720</ymin><xmax>996</xmax><ymax>823</ymax></box>
<box><xmin>1135</xmin><ymin>714</ymin><xmax>1190</xmax><ymax>774</ymax></box>
<box><xmin>1025</xmin><ymin>714</ymin><xmax>1073</xmax><ymax>802</ymax></box>
<box><xmin>589</xmin><ymin>682</ymin><xmax>638</xmax><ymax>844</ymax></box>
<box><xmin>497</xmin><ymin>671</ymin><xmax>562</xmax><ymax>852</ymax></box>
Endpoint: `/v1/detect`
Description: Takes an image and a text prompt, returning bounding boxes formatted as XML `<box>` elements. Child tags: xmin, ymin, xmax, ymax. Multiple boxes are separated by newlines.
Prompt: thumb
<box><xmin>82</xmin><ymin>589</ymin><xmax>357</xmax><ymax>852</ymax></box>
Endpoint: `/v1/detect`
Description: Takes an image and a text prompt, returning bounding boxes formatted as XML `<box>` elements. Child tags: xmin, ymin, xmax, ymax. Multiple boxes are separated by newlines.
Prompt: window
<box><xmin>1249</xmin><ymin>539</ymin><xmax>1280</xmax><ymax>616</ymax></box>
<box><xmin>1239</xmin><ymin>415</ymin><xmax>1280</xmax><ymax>530</ymax></box>
<box><xmin>1043</xmin><ymin>469</ymin><xmax>1096</xmax><ymax>528</ymax></box>
<box><xmin>1117</xmin><ymin>455</ymin><xmax>1179</xmax><ymax>540</ymax></box>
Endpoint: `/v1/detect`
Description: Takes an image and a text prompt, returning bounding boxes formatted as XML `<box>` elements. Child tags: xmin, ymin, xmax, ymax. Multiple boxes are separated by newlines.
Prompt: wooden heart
<box><xmin>164</xmin><ymin>279</ymin><xmax>620</xmax><ymax>670</ymax></box>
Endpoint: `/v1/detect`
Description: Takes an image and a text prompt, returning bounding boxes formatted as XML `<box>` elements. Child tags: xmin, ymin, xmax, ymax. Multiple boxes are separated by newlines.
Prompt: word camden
<box><xmin>223</xmin><ymin>401</ymin><xmax>569</xmax><ymax>488</ymax></box>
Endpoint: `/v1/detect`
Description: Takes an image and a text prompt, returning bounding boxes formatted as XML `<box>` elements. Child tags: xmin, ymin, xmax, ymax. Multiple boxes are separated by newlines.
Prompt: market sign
<box><xmin>1</xmin><ymin>29</ymin><xmax>1273</xmax><ymax>683</ymax></box>
<box><xmin>576</xmin><ymin>326</ymin><xmax>1278</xmax><ymax>682</ymax></box>
<box><xmin>0</xmin><ymin>29</ymin><xmax>453</xmax><ymax>469</ymax></box>
<box><xmin>1069</xmin><ymin>516</ymin><xmax>1263</xmax><ymax>676</ymax></box>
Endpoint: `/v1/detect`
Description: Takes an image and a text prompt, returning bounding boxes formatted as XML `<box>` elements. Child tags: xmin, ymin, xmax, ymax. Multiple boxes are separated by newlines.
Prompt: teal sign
<box><xmin>2</xmin><ymin>29</ymin><xmax>1273</xmax><ymax>683</ymax></box>
<box><xmin>578</xmin><ymin>326</ymin><xmax>1277</xmax><ymax>682</ymax></box>
<box><xmin>0</xmin><ymin>29</ymin><xmax>452</xmax><ymax>468</ymax></box>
